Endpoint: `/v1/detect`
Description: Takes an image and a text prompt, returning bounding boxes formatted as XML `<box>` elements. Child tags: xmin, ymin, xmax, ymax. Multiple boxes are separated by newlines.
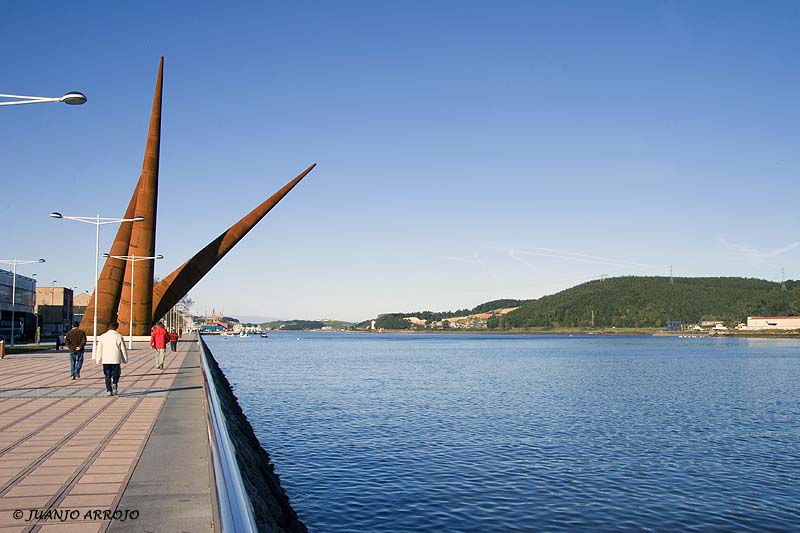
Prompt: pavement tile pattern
<box><xmin>0</xmin><ymin>340</ymin><xmax>188</xmax><ymax>532</ymax></box>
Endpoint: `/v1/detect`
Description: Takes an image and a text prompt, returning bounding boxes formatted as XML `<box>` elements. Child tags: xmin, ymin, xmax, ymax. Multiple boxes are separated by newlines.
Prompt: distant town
<box><xmin>3</xmin><ymin>271</ymin><xmax>799</xmax><ymax>345</ymax></box>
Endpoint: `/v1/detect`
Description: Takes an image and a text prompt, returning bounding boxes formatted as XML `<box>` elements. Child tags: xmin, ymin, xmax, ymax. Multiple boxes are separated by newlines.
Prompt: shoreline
<box><xmin>247</xmin><ymin>328</ymin><xmax>800</xmax><ymax>340</ymax></box>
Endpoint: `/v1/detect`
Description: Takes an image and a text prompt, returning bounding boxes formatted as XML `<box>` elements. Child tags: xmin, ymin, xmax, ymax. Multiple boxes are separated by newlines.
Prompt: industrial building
<box><xmin>0</xmin><ymin>269</ymin><xmax>37</xmax><ymax>342</ymax></box>
<box><xmin>746</xmin><ymin>316</ymin><xmax>800</xmax><ymax>330</ymax></box>
<box><xmin>35</xmin><ymin>287</ymin><xmax>74</xmax><ymax>339</ymax></box>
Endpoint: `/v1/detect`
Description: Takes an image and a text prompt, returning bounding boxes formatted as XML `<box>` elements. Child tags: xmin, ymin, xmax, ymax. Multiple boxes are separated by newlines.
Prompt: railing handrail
<box><xmin>198</xmin><ymin>335</ymin><xmax>258</xmax><ymax>532</ymax></box>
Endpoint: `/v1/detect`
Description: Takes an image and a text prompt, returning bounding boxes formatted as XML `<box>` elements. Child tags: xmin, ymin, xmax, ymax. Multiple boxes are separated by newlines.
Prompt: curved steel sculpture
<box><xmin>151</xmin><ymin>163</ymin><xmax>315</xmax><ymax>323</ymax></box>
<box><xmin>80</xmin><ymin>57</ymin><xmax>314</xmax><ymax>336</ymax></box>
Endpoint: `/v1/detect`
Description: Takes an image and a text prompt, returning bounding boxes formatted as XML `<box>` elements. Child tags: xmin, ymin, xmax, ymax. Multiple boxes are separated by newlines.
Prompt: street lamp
<box><xmin>50</xmin><ymin>281</ymin><xmax>58</xmax><ymax>337</ymax></box>
<box><xmin>103</xmin><ymin>253</ymin><xmax>163</xmax><ymax>348</ymax></box>
<box><xmin>0</xmin><ymin>91</ymin><xmax>87</xmax><ymax>106</ymax></box>
<box><xmin>0</xmin><ymin>258</ymin><xmax>45</xmax><ymax>346</ymax></box>
<box><xmin>49</xmin><ymin>212</ymin><xmax>144</xmax><ymax>347</ymax></box>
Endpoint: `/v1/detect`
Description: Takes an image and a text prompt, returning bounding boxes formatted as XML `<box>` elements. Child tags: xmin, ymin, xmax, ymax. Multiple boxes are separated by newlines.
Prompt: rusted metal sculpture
<box><xmin>151</xmin><ymin>163</ymin><xmax>316</xmax><ymax>322</ymax></box>
<box><xmin>79</xmin><ymin>57</ymin><xmax>314</xmax><ymax>337</ymax></box>
<box><xmin>116</xmin><ymin>57</ymin><xmax>164</xmax><ymax>336</ymax></box>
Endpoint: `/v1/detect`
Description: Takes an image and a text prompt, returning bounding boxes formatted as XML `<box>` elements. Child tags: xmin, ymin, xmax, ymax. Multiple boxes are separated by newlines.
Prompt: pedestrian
<box><xmin>150</xmin><ymin>321</ymin><xmax>169</xmax><ymax>370</ymax></box>
<box><xmin>169</xmin><ymin>329</ymin><xmax>179</xmax><ymax>352</ymax></box>
<box><xmin>55</xmin><ymin>333</ymin><xmax>63</xmax><ymax>351</ymax></box>
<box><xmin>94</xmin><ymin>320</ymin><xmax>128</xmax><ymax>397</ymax></box>
<box><xmin>64</xmin><ymin>322</ymin><xmax>87</xmax><ymax>379</ymax></box>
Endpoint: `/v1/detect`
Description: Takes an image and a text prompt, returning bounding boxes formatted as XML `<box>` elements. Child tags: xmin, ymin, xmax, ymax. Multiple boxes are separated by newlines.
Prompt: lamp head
<box><xmin>133</xmin><ymin>216</ymin><xmax>145</xmax><ymax>222</ymax></box>
<box><xmin>38</xmin><ymin>259</ymin><xmax>45</xmax><ymax>263</ymax></box>
<box><xmin>102</xmin><ymin>253</ymin><xmax>110</xmax><ymax>258</ymax></box>
<box><xmin>49</xmin><ymin>212</ymin><xmax>63</xmax><ymax>219</ymax></box>
<box><xmin>156</xmin><ymin>255</ymin><xmax>164</xmax><ymax>259</ymax></box>
<box><xmin>61</xmin><ymin>92</ymin><xmax>87</xmax><ymax>105</ymax></box>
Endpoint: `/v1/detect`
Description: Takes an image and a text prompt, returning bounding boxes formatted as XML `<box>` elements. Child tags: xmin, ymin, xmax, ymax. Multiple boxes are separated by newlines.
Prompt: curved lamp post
<box><xmin>104</xmin><ymin>253</ymin><xmax>163</xmax><ymax>348</ymax></box>
<box><xmin>50</xmin><ymin>213</ymin><xmax>144</xmax><ymax>346</ymax></box>
<box><xmin>0</xmin><ymin>91</ymin><xmax>87</xmax><ymax>107</ymax></box>
<box><xmin>0</xmin><ymin>258</ymin><xmax>45</xmax><ymax>346</ymax></box>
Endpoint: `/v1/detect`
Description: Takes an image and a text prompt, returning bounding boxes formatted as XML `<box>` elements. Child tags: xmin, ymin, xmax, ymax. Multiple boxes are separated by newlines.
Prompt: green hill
<box><xmin>489</xmin><ymin>276</ymin><xmax>800</xmax><ymax>329</ymax></box>
<box><xmin>356</xmin><ymin>298</ymin><xmax>528</xmax><ymax>330</ymax></box>
<box><xmin>260</xmin><ymin>319</ymin><xmax>354</xmax><ymax>331</ymax></box>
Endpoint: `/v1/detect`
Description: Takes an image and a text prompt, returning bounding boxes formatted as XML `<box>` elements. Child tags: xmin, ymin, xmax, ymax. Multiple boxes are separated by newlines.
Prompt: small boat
<box><xmin>238</xmin><ymin>332</ymin><xmax>249</xmax><ymax>338</ymax></box>
<box><xmin>260</xmin><ymin>333</ymin><xmax>269</xmax><ymax>338</ymax></box>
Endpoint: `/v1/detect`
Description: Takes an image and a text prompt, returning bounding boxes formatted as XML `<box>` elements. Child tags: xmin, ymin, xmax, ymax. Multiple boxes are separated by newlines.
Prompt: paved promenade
<box><xmin>0</xmin><ymin>336</ymin><xmax>214</xmax><ymax>532</ymax></box>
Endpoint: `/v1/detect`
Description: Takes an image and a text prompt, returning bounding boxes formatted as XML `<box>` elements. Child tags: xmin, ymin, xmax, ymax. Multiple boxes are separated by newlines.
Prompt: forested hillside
<box><xmin>260</xmin><ymin>320</ymin><xmax>353</xmax><ymax>330</ymax></box>
<box><xmin>489</xmin><ymin>277</ymin><xmax>800</xmax><ymax>329</ymax></box>
<box><xmin>357</xmin><ymin>299</ymin><xmax>528</xmax><ymax>330</ymax></box>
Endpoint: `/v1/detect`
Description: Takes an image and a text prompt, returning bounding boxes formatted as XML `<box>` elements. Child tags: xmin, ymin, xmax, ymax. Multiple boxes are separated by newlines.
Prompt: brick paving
<box><xmin>0</xmin><ymin>339</ymin><xmax>192</xmax><ymax>532</ymax></box>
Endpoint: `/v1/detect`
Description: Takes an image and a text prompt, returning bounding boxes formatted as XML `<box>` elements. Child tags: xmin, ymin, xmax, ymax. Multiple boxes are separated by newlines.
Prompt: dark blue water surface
<box><xmin>205</xmin><ymin>333</ymin><xmax>800</xmax><ymax>532</ymax></box>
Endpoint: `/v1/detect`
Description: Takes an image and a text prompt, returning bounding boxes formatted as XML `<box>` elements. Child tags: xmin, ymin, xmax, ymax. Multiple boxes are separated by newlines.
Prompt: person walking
<box><xmin>169</xmin><ymin>329</ymin><xmax>179</xmax><ymax>352</ymax></box>
<box><xmin>94</xmin><ymin>321</ymin><xmax>128</xmax><ymax>397</ymax></box>
<box><xmin>64</xmin><ymin>322</ymin><xmax>87</xmax><ymax>379</ymax></box>
<box><xmin>150</xmin><ymin>321</ymin><xmax>169</xmax><ymax>370</ymax></box>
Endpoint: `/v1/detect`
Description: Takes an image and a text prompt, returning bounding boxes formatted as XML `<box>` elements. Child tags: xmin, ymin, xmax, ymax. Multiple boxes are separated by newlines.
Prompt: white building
<box><xmin>746</xmin><ymin>316</ymin><xmax>800</xmax><ymax>330</ymax></box>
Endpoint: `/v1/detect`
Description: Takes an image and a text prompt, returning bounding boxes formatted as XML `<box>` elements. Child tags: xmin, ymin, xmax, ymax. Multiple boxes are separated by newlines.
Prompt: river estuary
<box><xmin>205</xmin><ymin>333</ymin><xmax>800</xmax><ymax>532</ymax></box>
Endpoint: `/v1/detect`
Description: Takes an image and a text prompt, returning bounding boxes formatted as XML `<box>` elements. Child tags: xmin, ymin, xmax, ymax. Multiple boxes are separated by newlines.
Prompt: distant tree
<box><xmin>180</xmin><ymin>296</ymin><xmax>194</xmax><ymax>310</ymax></box>
<box><xmin>375</xmin><ymin>314</ymin><xmax>412</xmax><ymax>330</ymax></box>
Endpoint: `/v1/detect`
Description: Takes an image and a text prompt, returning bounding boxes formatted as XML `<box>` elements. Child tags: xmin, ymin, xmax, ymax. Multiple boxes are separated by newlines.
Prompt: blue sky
<box><xmin>2</xmin><ymin>1</ymin><xmax>799</xmax><ymax>322</ymax></box>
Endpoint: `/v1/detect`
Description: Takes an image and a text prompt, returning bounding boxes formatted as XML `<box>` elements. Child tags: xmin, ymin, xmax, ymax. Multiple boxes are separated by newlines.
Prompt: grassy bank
<box><xmin>3</xmin><ymin>344</ymin><xmax>58</xmax><ymax>355</ymax></box>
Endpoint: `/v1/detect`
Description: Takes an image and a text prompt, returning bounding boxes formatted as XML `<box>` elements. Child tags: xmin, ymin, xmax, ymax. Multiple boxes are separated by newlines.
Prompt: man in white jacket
<box><xmin>94</xmin><ymin>321</ymin><xmax>128</xmax><ymax>397</ymax></box>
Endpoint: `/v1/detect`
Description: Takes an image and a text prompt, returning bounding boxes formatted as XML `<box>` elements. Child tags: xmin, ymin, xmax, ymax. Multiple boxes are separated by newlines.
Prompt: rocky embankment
<box><xmin>202</xmin><ymin>338</ymin><xmax>307</xmax><ymax>533</ymax></box>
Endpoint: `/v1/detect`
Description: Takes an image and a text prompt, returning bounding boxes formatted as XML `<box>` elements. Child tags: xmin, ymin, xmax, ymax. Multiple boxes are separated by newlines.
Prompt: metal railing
<box><xmin>198</xmin><ymin>336</ymin><xmax>258</xmax><ymax>532</ymax></box>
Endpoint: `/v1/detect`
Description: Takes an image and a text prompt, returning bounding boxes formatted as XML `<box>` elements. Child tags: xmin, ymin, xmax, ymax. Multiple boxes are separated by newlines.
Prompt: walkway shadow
<box><xmin>121</xmin><ymin>385</ymin><xmax>202</xmax><ymax>397</ymax></box>
<box><xmin>0</xmin><ymin>385</ymin><xmax>88</xmax><ymax>392</ymax></box>
<box><xmin>121</xmin><ymin>371</ymin><xmax>183</xmax><ymax>378</ymax></box>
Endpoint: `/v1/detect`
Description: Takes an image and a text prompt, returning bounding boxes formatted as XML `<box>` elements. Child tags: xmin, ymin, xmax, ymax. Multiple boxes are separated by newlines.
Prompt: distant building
<box><xmin>73</xmin><ymin>292</ymin><xmax>91</xmax><ymax>324</ymax></box>
<box><xmin>195</xmin><ymin>313</ymin><xmax>230</xmax><ymax>332</ymax></box>
<box><xmin>665</xmin><ymin>321</ymin><xmax>683</xmax><ymax>332</ymax></box>
<box><xmin>0</xmin><ymin>269</ymin><xmax>37</xmax><ymax>342</ymax></box>
<box><xmin>746</xmin><ymin>316</ymin><xmax>800</xmax><ymax>330</ymax></box>
<box><xmin>35</xmin><ymin>287</ymin><xmax>74</xmax><ymax>339</ymax></box>
<box><xmin>203</xmin><ymin>315</ymin><xmax>223</xmax><ymax>325</ymax></box>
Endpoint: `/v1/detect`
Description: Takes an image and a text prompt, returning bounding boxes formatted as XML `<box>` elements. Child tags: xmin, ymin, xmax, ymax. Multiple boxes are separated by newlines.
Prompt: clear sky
<box><xmin>2</xmin><ymin>1</ymin><xmax>798</xmax><ymax>322</ymax></box>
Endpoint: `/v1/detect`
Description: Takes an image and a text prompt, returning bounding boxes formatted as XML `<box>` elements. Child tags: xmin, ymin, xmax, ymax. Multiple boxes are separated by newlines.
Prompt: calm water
<box><xmin>205</xmin><ymin>333</ymin><xmax>800</xmax><ymax>532</ymax></box>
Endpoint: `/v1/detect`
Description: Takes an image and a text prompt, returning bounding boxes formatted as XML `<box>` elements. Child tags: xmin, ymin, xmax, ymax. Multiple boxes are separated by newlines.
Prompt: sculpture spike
<box><xmin>151</xmin><ymin>163</ymin><xmax>316</xmax><ymax>321</ymax></box>
<box><xmin>118</xmin><ymin>56</ymin><xmax>164</xmax><ymax>336</ymax></box>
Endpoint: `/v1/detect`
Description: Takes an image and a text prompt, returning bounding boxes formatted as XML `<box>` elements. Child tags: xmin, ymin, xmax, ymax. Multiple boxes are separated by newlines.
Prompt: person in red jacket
<box><xmin>150</xmin><ymin>322</ymin><xmax>170</xmax><ymax>370</ymax></box>
<box><xmin>169</xmin><ymin>329</ymin><xmax>179</xmax><ymax>352</ymax></box>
